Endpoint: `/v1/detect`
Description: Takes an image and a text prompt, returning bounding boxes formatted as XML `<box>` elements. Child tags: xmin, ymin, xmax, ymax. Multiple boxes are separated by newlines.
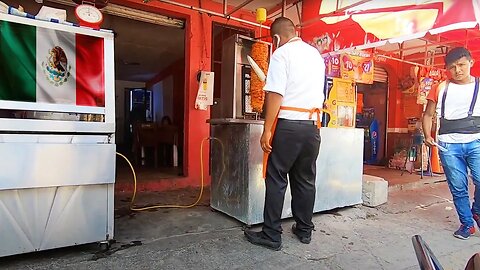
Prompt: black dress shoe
<box><xmin>291</xmin><ymin>223</ymin><xmax>312</xmax><ymax>244</ymax></box>
<box><xmin>244</xmin><ymin>230</ymin><xmax>282</xmax><ymax>251</ymax></box>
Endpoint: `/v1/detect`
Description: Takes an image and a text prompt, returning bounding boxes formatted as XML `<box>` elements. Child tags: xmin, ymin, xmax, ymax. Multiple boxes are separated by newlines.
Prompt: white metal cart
<box><xmin>0</xmin><ymin>12</ymin><xmax>116</xmax><ymax>257</ymax></box>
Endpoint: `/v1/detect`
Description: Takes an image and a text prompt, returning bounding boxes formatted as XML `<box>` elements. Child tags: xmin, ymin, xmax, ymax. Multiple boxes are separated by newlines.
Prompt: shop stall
<box><xmin>209</xmin><ymin>34</ymin><xmax>363</xmax><ymax>225</ymax></box>
<box><xmin>301</xmin><ymin>0</ymin><xmax>480</xmax><ymax>175</ymax></box>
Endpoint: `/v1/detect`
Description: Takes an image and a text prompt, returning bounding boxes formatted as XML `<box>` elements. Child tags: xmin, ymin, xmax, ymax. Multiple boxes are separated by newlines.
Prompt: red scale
<box><xmin>73</xmin><ymin>0</ymin><xmax>107</xmax><ymax>29</ymax></box>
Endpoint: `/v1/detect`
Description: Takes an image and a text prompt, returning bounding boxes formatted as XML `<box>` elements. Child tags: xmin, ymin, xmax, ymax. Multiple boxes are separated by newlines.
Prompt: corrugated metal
<box><xmin>374</xmin><ymin>67</ymin><xmax>388</xmax><ymax>83</ymax></box>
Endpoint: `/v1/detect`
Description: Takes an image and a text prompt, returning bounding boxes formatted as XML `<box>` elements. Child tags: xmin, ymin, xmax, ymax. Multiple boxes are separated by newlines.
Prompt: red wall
<box><xmin>113</xmin><ymin>0</ymin><xmax>260</xmax><ymax>190</ymax></box>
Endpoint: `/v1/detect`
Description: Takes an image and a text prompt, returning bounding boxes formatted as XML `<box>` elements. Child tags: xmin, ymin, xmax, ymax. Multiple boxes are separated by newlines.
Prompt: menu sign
<box><xmin>324</xmin><ymin>54</ymin><xmax>341</xmax><ymax>78</ymax></box>
<box><xmin>340</xmin><ymin>50</ymin><xmax>374</xmax><ymax>84</ymax></box>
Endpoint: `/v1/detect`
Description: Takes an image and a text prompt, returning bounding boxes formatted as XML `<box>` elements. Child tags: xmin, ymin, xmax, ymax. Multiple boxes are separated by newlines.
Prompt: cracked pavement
<box><xmin>2</xmin><ymin>182</ymin><xmax>479</xmax><ymax>270</ymax></box>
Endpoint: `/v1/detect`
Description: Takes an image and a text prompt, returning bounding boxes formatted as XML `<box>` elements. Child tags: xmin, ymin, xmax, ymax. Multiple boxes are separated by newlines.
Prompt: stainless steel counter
<box><xmin>210</xmin><ymin>120</ymin><xmax>363</xmax><ymax>225</ymax></box>
<box><xmin>0</xmin><ymin>134</ymin><xmax>115</xmax><ymax>257</ymax></box>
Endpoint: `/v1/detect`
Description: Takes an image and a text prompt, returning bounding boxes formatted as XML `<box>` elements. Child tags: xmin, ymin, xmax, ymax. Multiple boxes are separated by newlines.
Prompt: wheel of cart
<box><xmin>98</xmin><ymin>239</ymin><xmax>116</xmax><ymax>252</ymax></box>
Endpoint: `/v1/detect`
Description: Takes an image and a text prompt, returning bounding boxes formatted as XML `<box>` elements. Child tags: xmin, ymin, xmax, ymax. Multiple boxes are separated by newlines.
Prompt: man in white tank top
<box><xmin>423</xmin><ymin>47</ymin><xmax>480</xmax><ymax>240</ymax></box>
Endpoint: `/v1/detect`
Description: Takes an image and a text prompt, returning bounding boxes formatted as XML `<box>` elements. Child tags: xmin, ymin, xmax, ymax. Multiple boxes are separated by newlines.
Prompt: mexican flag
<box><xmin>0</xmin><ymin>21</ymin><xmax>105</xmax><ymax>107</ymax></box>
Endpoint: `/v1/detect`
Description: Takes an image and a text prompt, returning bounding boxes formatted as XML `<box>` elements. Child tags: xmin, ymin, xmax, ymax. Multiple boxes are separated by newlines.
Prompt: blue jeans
<box><xmin>438</xmin><ymin>139</ymin><xmax>480</xmax><ymax>227</ymax></box>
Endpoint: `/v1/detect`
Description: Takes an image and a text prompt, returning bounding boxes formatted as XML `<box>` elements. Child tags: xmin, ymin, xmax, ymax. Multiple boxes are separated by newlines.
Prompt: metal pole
<box><xmin>421</xmin><ymin>144</ymin><xmax>424</xmax><ymax>179</ymax></box>
<box><xmin>407</xmin><ymin>47</ymin><xmax>480</xmax><ymax>62</ymax></box>
<box><xmin>424</xmin><ymin>40</ymin><xmax>429</xmax><ymax>66</ymax></box>
<box><xmin>223</xmin><ymin>0</ymin><xmax>227</xmax><ymax>15</ymax></box>
<box><xmin>465</xmin><ymin>28</ymin><xmax>469</xmax><ymax>48</ymax></box>
<box><xmin>374</xmin><ymin>54</ymin><xmax>445</xmax><ymax>70</ymax></box>
<box><xmin>295</xmin><ymin>1</ymin><xmax>301</xmax><ymax>22</ymax></box>
<box><xmin>267</xmin><ymin>2</ymin><xmax>297</xmax><ymax>19</ymax></box>
<box><xmin>281</xmin><ymin>0</ymin><xmax>286</xmax><ymax>17</ymax></box>
<box><xmin>407</xmin><ymin>54</ymin><xmax>444</xmax><ymax>62</ymax></box>
<box><xmin>226</xmin><ymin>0</ymin><xmax>255</xmax><ymax>17</ymax></box>
<box><xmin>385</xmin><ymin>36</ymin><xmax>480</xmax><ymax>54</ymax></box>
<box><xmin>399</xmin><ymin>43</ymin><xmax>404</xmax><ymax>60</ymax></box>
<box><xmin>153</xmin><ymin>0</ymin><xmax>269</xmax><ymax>29</ymax></box>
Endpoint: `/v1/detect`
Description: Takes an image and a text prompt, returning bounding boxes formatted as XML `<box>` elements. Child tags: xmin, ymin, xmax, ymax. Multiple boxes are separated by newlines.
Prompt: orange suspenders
<box><xmin>262</xmin><ymin>106</ymin><xmax>326</xmax><ymax>179</ymax></box>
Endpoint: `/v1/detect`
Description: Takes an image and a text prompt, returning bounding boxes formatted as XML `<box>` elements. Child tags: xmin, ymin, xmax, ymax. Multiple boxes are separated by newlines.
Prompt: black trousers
<box><xmin>262</xmin><ymin>119</ymin><xmax>321</xmax><ymax>242</ymax></box>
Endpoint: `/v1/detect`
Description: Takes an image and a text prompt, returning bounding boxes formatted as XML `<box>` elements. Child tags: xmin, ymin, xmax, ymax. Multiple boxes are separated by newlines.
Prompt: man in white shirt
<box><xmin>244</xmin><ymin>17</ymin><xmax>325</xmax><ymax>250</ymax></box>
<box><xmin>423</xmin><ymin>47</ymin><xmax>480</xmax><ymax>240</ymax></box>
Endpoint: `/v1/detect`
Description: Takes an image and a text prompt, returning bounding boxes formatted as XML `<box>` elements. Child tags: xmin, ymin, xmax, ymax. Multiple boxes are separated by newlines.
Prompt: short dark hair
<box><xmin>270</xmin><ymin>17</ymin><xmax>295</xmax><ymax>36</ymax></box>
<box><xmin>445</xmin><ymin>47</ymin><xmax>472</xmax><ymax>66</ymax></box>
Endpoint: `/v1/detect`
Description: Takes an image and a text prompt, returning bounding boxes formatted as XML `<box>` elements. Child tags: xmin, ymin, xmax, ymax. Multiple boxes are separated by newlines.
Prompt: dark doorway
<box><xmin>356</xmin><ymin>82</ymin><xmax>388</xmax><ymax>165</ymax></box>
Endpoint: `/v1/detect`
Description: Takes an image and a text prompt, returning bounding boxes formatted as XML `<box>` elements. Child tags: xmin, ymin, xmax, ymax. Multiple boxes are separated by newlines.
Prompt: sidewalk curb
<box><xmin>388</xmin><ymin>175</ymin><xmax>447</xmax><ymax>192</ymax></box>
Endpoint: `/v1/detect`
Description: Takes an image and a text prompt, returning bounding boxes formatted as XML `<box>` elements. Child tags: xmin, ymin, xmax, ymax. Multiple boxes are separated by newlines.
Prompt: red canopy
<box><xmin>301</xmin><ymin>0</ymin><xmax>480</xmax><ymax>73</ymax></box>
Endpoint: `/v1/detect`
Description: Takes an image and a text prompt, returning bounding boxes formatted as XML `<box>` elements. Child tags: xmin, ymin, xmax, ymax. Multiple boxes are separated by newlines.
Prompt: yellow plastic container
<box><xmin>256</xmin><ymin>8</ymin><xmax>266</xmax><ymax>24</ymax></box>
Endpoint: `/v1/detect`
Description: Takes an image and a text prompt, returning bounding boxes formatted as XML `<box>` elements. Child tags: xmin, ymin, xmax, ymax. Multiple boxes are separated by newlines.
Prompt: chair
<box><xmin>132</xmin><ymin>122</ymin><xmax>179</xmax><ymax>168</ymax></box>
<box><xmin>157</xmin><ymin>124</ymin><xmax>179</xmax><ymax>167</ymax></box>
<box><xmin>133</xmin><ymin>122</ymin><xmax>160</xmax><ymax>167</ymax></box>
<box><xmin>401</xmin><ymin>132</ymin><xmax>432</xmax><ymax>178</ymax></box>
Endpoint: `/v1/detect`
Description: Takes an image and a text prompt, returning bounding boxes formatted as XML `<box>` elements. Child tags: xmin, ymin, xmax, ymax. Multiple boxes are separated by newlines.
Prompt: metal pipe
<box><xmin>407</xmin><ymin>48</ymin><xmax>480</xmax><ymax>62</ymax></box>
<box><xmin>423</xmin><ymin>40</ymin><xmax>429</xmax><ymax>65</ymax></box>
<box><xmin>431</xmin><ymin>50</ymin><xmax>436</xmax><ymax>66</ymax></box>
<box><xmin>295</xmin><ymin>1</ymin><xmax>301</xmax><ymax>23</ymax></box>
<box><xmin>385</xmin><ymin>36</ymin><xmax>480</xmax><ymax>54</ymax></box>
<box><xmin>152</xmin><ymin>0</ymin><xmax>269</xmax><ymax>29</ymax></box>
<box><xmin>399</xmin><ymin>42</ymin><xmax>404</xmax><ymax>60</ymax></box>
<box><xmin>267</xmin><ymin>1</ymin><xmax>298</xmax><ymax>19</ymax></box>
<box><xmin>281</xmin><ymin>0</ymin><xmax>286</xmax><ymax>17</ymax></box>
<box><xmin>223</xmin><ymin>0</ymin><xmax>227</xmax><ymax>15</ymax></box>
<box><xmin>226</xmin><ymin>0</ymin><xmax>255</xmax><ymax>17</ymax></box>
<box><xmin>407</xmin><ymin>54</ymin><xmax>443</xmax><ymax>62</ymax></box>
<box><xmin>299</xmin><ymin>0</ymin><xmax>372</xmax><ymax>27</ymax></box>
<box><xmin>375</xmin><ymin>54</ymin><xmax>445</xmax><ymax>70</ymax></box>
<box><xmin>465</xmin><ymin>28</ymin><xmax>469</xmax><ymax>47</ymax></box>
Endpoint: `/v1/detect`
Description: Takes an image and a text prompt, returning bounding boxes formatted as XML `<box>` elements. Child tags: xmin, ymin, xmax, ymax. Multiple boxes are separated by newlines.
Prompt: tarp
<box><xmin>301</xmin><ymin>0</ymin><xmax>480</xmax><ymax>65</ymax></box>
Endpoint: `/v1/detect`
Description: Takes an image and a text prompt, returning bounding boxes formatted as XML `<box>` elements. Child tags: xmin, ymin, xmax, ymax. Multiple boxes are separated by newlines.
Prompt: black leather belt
<box><xmin>278</xmin><ymin>118</ymin><xmax>317</xmax><ymax>125</ymax></box>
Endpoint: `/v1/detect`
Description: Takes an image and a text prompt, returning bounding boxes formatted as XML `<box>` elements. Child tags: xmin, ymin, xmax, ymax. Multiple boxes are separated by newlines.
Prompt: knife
<box><xmin>247</xmin><ymin>55</ymin><xmax>266</xmax><ymax>82</ymax></box>
<box><xmin>431</xmin><ymin>141</ymin><xmax>448</xmax><ymax>152</ymax></box>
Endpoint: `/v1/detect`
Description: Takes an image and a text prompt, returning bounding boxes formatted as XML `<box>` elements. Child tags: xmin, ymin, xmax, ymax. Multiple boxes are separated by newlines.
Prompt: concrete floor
<box><xmin>364</xmin><ymin>165</ymin><xmax>446</xmax><ymax>191</ymax></box>
<box><xmin>2</xmin><ymin>182</ymin><xmax>479</xmax><ymax>270</ymax></box>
